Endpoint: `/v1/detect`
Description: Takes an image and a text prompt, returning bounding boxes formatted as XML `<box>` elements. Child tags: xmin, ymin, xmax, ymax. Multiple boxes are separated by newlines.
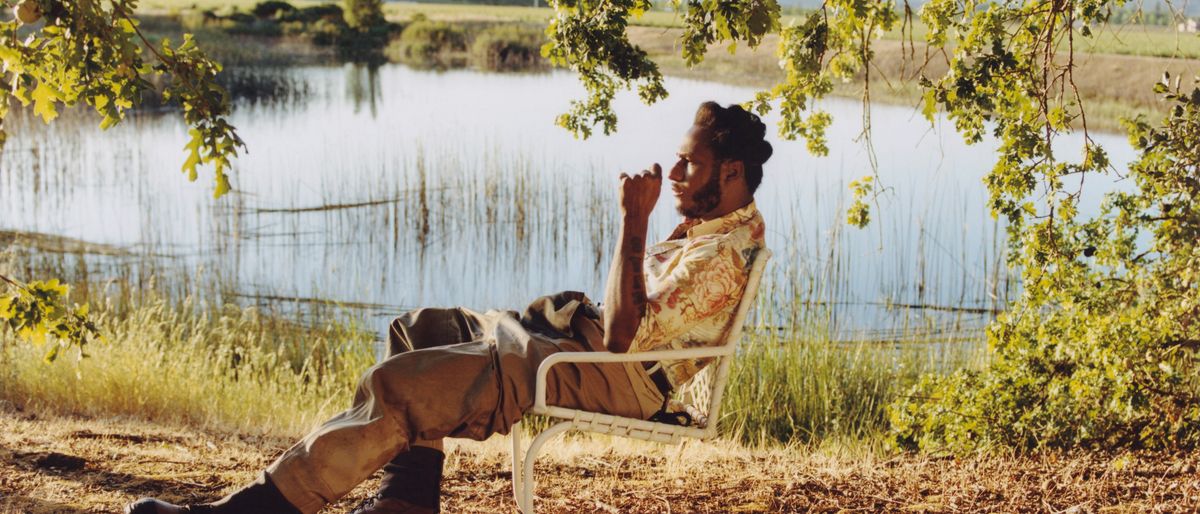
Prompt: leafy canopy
<box><xmin>1</xmin><ymin>0</ymin><xmax>241</xmax><ymax>356</ymax></box>
<box><xmin>1</xmin><ymin>0</ymin><xmax>243</xmax><ymax>195</ymax></box>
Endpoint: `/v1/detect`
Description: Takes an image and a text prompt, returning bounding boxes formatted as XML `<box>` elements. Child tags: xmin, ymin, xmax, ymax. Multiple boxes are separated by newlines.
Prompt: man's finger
<box><xmin>651</xmin><ymin>163</ymin><xmax>662</xmax><ymax>177</ymax></box>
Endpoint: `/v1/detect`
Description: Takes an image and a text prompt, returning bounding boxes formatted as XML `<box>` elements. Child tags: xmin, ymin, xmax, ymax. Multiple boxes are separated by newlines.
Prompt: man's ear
<box><xmin>721</xmin><ymin>160</ymin><xmax>744</xmax><ymax>184</ymax></box>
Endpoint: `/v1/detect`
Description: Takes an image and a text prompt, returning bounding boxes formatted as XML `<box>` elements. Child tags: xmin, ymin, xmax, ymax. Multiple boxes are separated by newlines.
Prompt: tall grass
<box><xmin>722</xmin><ymin>324</ymin><xmax>985</xmax><ymax>447</ymax></box>
<box><xmin>0</xmin><ymin>292</ymin><xmax>376</xmax><ymax>437</ymax></box>
<box><xmin>0</xmin><ymin>254</ymin><xmax>986</xmax><ymax>445</ymax></box>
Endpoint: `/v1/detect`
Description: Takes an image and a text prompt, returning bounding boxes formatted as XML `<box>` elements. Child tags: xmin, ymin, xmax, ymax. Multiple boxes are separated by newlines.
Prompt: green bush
<box><xmin>888</xmin><ymin>82</ymin><xmax>1200</xmax><ymax>453</ymax></box>
<box><xmin>252</xmin><ymin>1</ymin><xmax>296</xmax><ymax>20</ymax></box>
<box><xmin>386</xmin><ymin>20</ymin><xmax>467</xmax><ymax>67</ymax></box>
<box><xmin>469</xmin><ymin>24</ymin><xmax>546</xmax><ymax>71</ymax></box>
<box><xmin>343</xmin><ymin>0</ymin><xmax>384</xmax><ymax>29</ymax></box>
<box><xmin>281</xmin><ymin>4</ymin><xmax>344</xmax><ymax>24</ymax></box>
<box><xmin>337</xmin><ymin>0</ymin><xmax>390</xmax><ymax>59</ymax></box>
<box><xmin>308</xmin><ymin>18</ymin><xmax>345</xmax><ymax>47</ymax></box>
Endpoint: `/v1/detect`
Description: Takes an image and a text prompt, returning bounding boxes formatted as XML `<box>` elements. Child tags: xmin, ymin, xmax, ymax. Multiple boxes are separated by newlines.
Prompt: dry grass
<box><xmin>0</xmin><ymin>294</ymin><xmax>377</xmax><ymax>438</ymax></box>
<box><xmin>2</xmin><ymin>404</ymin><xmax>1198</xmax><ymax>513</ymax></box>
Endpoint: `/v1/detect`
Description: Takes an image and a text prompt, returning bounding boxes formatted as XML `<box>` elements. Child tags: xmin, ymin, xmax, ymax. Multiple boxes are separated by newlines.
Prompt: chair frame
<box><xmin>509</xmin><ymin>248</ymin><xmax>772</xmax><ymax>513</ymax></box>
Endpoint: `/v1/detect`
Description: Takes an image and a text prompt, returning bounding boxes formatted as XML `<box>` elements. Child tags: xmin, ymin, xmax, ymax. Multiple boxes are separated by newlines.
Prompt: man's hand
<box><xmin>603</xmin><ymin>164</ymin><xmax>662</xmax><ymax>353</ymax></box>
<box><xmin>619</xmin><ymin>163</ymin><xmax>662</xmax><ymax>221</ymax></box>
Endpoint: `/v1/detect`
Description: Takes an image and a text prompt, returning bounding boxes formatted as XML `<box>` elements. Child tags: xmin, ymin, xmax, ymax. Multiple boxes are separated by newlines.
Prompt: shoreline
<box><xmin>133</xmin><ymin>5</ymin><xmax>1198</xmax><ymax>135</ymax></box>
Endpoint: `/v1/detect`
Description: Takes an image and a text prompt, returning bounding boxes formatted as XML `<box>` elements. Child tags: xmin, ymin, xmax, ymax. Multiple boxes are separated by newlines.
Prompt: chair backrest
<box><xmin>685</xmin><ymin>247</ymin><xmax>771</xmax><ymax>434</ymax></box>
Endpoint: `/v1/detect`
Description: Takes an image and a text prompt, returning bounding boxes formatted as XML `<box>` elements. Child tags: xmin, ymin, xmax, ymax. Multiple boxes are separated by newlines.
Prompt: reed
<box><xmin>722</xmin><ymin>317</ymin><xmax>986</xmax><ymax>447</ymax></box>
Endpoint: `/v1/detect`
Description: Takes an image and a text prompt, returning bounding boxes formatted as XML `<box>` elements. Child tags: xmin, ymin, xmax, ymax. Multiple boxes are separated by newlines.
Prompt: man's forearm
<box><xmin>603</xmin><ymin>216</ymin><xmax>649</xmax><ymax>353</ymax></box>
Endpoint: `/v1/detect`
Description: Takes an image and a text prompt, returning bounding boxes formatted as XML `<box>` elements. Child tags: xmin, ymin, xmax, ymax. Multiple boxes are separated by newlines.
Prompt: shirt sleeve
<box><xmin>629</xmin><ymin>238</ymin><xmax>750</xmax><ymax>352</ymax></box>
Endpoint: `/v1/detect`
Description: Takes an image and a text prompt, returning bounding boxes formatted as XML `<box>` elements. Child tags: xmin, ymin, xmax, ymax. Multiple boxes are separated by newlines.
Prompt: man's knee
<box><xmin>387</xmin><ymin>315</ymin><xmax>417</xmax><ymax>357</ymax></box>
<box><xmin>388</xmin><ymin>308</ymin><xmax>480</xmax><ymax>355</ymax></box>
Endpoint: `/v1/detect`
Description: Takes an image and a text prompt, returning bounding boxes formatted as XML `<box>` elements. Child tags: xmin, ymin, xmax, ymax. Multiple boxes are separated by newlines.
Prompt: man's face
<box><xmin>668</xmin><ymin>127</ymin><xmax>723</xmax><ymax>219</ymax></box>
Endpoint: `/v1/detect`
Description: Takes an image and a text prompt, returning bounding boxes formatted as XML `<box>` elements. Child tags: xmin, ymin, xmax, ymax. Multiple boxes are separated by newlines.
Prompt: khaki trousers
<box><xmin>266</xmin><ymin>292</ymin><xmax>665</xmax><ymax>514</ymax></box>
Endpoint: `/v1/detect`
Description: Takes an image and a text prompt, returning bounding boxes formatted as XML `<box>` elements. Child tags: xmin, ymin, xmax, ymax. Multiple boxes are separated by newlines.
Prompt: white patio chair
<box><xmin>509</xmin><ymin>248</ymin><xmax>772</xmax><ymax>513</ymax></box>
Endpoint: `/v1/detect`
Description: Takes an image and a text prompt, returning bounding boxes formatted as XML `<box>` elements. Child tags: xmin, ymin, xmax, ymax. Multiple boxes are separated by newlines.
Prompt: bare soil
<box><xmin>2</xmin><ymin>405</ymin><xmax>1198</xmax><ymax>513</ymax></box>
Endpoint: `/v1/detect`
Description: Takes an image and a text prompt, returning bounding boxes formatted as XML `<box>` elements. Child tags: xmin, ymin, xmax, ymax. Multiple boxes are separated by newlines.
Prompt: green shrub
<box><xmin>469</xmin><ymin>24</ymin><xmax>546</xmax><ymax>71</ymax></box>
<box><xmin>279</xmin><ymin>20</ymin><xmax>309</xmax><ymax>37</ymax></box>
<box><xmin>343</xmin><ymin>0</ymin><xmax>384</xmax><ymax>29</ymax></box>
<box><xmin>282</xmin><ymin>4</ymin><xmax>344</xmax><ymax>24</ymax></box>
<box><xmin>308</xmin><ymin>18</ymin><xmax>345</xmax><ymax>47</ymax></box>
<box><xmin>386</xmin><ymin>20</ymin><xmax>467</xmax><ymax>67</ymax></box>
<box><xmin>252</xmin><ymin>1</ymin><xmax>296</xmax><ymax>20</ymax></box>
<box><xmin>888</xmin><ymin>82</ymin><xmax>1200</xmax><ymax>453</ymax></box>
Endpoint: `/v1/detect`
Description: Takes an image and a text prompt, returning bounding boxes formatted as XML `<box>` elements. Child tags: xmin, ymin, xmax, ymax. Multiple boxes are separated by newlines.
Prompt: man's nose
<box><xmin>668</xmin><ymin>161</ymin><xmax>685</xmax><ymax>182</ymax></box>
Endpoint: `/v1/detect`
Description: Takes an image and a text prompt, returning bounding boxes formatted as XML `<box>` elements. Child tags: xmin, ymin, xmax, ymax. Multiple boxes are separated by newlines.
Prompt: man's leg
<box><xmin>127</xmin><ymin>301</ymin><xmax>650</xmax><ymax>514</ymax></box>
<box><xmin>127</xmin><ymin>354</ymin><xmax>421</xmax><ymax>514</ymax></box>
<box><xmin>365</xmin><ymin>309</ymin><xmax>481</xmax><ymax>513</ymax></box>
<box><xmin>129</xmin><ymin>329</ymin><xmax>507</xmax><ymax>514</ymax></box>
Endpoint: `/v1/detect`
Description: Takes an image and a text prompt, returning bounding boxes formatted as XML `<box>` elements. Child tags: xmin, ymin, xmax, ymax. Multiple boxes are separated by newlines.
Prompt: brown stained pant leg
<box><xmin>387</xmin><ymin>308</ymin><xmax>487</xmax><ymax>451</ymax></box>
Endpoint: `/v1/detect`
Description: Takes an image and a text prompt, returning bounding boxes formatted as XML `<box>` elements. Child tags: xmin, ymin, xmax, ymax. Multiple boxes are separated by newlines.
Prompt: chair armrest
<box><xmin>534</xmin><ymin>346</ymin><xmax>734</xmax><ymax>411</ymax></box>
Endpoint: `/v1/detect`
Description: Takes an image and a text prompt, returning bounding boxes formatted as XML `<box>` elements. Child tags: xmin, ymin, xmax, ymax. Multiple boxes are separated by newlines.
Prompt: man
<box><xmin>127</xmin><ymin>101</ymin><xmax>772</xmax><ymax>514</ymax></box>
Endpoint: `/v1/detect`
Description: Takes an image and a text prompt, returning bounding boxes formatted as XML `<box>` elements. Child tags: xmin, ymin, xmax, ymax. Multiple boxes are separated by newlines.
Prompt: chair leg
<box><xmin>515</xmin><ymin>421</ymin><xmax>574</xmax><ymax>514</ymax></box>
<box><xmin>510</xmin><ymin>421</ymin><xmax>524</xmax><ymax>509</ymax></box>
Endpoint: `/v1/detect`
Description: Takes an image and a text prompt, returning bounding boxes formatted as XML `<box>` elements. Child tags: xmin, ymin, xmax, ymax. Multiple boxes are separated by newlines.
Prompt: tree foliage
<box><xmin>890</xmin><ymin>77</ymin><xmax>1200</xmax><ymax>451</ymax></box>
<box><xmin>1</xmin><ymin>0</ymin><xmax>241</xmax><ymax>353</ymax></box>
<box><xmin>342</xmin><ymin>0</ymin><xmax>384</xmax><ymax>30</ymax></box>
<box><xmin>542</xmin><ymin>0</ymin><xmax>676</xmax><ymax>138</ymax></box>
<box><xmin>1</xmin><ymin>0</ymin><xmax>243</xmax><ymax>194</ymax></box>
<box><xmin>0</xmin><ymin>276</ymin><xmax>103</xmax><ymax>362</ymax></box>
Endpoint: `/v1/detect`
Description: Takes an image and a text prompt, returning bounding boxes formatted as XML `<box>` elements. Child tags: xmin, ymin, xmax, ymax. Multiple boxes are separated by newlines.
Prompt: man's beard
<box><xmin>678</xmin><ymin>166</ymin><xmax>722</xmax><ymax>218</ymax></box>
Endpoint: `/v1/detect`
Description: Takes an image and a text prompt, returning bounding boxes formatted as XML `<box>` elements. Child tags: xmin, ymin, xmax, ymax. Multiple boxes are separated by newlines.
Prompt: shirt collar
<box><xmin>685</xmin><ymin>201</ymin><xmax>759</xmax><ymax>239</ymax></box>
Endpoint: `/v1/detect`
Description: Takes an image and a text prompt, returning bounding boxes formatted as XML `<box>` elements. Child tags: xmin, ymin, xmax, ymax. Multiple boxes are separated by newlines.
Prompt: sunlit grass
<box><xmin>0</xmin><ymin>267</ymin><xmax>987</xmax><ymax>446</ymax></box>
<box><xmin>0</xmin><ymin>294</ymin><xmax>377</xmax><ymax>437</ymax></box>
<box><xmin>723</xmin><ymin>327</ymin><xmax>985</xmax><ymax>447</ymax></box>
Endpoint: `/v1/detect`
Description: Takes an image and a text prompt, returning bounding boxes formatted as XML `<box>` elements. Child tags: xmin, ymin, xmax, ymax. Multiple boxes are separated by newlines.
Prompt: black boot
<box><xmin>126</xmin><ymin>473</ymin><xmax>301</xmax><ymax>514</ymax></box>
<box><xmin>376</xmin><ymin>446</ymin><xmax>444</xmax><ymax>513</ymax></box>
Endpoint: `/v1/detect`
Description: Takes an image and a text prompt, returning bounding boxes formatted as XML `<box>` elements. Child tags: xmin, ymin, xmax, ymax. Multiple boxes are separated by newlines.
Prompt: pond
<box><xmin>0</xmin><ymin>63</ymin><xmax>1137</xmax><ymax>342</ymax></box>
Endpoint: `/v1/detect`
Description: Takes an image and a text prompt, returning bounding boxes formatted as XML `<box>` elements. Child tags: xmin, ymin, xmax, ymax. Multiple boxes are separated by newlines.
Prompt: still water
<box><xmin>0</xmin><ymin>64</ymin><xmax>1136</xmax><ymax>341</ymax></box>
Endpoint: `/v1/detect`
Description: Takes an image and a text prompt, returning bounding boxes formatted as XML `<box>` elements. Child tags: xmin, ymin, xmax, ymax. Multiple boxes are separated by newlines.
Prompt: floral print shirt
<box><xmin>630</xmin><ymin>202</ymin><xmax>766</xmax><ymax>388</ymax></box>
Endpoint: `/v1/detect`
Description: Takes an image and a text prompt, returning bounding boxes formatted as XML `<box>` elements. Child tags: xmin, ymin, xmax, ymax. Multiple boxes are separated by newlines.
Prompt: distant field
<box><xmin>129</xmin><ymin>1</ymin><xmax>1200</xmax><ymax>130</ymax></box>
<box><xmin>385</xmin><ymin>2</ymin><xmax>1200</xmax><ymax>60</ymax></box>
<box><xmin>138</xmin><ymin>1</ymin><xmax>1200</xmax><ymax>59</ymax></box>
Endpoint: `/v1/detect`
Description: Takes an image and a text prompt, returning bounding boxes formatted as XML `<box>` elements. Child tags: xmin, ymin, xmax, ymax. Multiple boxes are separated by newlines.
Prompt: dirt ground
<box><xmin>1</xmin><ymin>405</ymin><xmax>1198</xmax><ymax>513</ymax></box>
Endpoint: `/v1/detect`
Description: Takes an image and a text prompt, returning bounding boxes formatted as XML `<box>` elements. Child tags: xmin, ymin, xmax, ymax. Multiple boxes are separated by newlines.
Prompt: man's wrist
<box><xmin>620</xmin><ymin>212</ymin><xmax>651</xmax><ymax>232</ymax></box>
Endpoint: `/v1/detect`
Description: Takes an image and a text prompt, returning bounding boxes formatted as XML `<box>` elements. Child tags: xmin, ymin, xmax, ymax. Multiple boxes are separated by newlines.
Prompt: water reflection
<box><xmin>345</xmin><ymin>64</ymin><xmax>382</xmax><ymax>117</ymax></box>
<box><xmin>0</xmin><ymin>64</ymin><xmax>1138</xmax><ymax>342</ymax></box>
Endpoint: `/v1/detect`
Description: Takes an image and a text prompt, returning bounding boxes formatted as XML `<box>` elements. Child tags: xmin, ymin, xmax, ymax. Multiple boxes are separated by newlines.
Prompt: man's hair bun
<box><xmin>693</xmin><ymin>101</ymin><xmax>773</xmax><ymax>193</ymax></box>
